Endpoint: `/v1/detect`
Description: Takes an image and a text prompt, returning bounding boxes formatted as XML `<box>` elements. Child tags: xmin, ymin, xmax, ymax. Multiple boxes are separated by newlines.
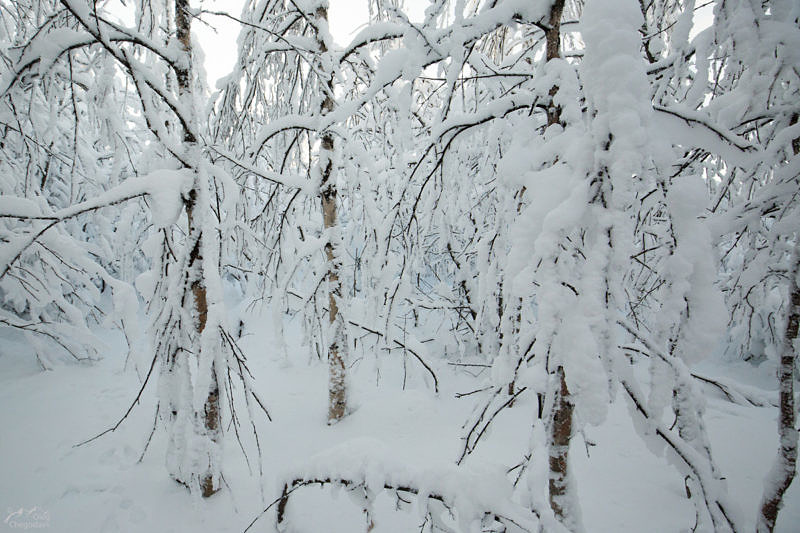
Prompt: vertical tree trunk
<box><xmin>323</xmin><ymin>128</ymin><xmax>346</xmax><ymax>423</ymax></box>
<box><xmin>548</xmin><ymin>366</ymin><xmax>574</xmax><ymax>519</ymax></box>
<box><xmin>757</xmin><ymin>123</ymin><xmax>800</xmax><ymax>532</ymax></box>
<box><xmin>539</xmin><ymin>0</ymin><xmax>574</xmax><ymax>526</ymax></box>
<box><xmin>508</xmin><ymin>0</ymin><xmax>565</xmax><ymax>407</ymax></box>
<box><xmin>544</xmin><ymin>0</ymin><xmax>565</xmax><ymax>129</ymax></box>
<box><xmin>313</xmin><ymin>3</ymin><xmax>346</xmax><ymax>424</ymax></box>
<box><xmin>757</xmin><ymin>246</ymin><xmax>799</xmax><ymax>532</ymax></box>
<box><xmin>174</xmin><ymin>0</ymin><xmax>221</xmax><ymax>497</ymax></box>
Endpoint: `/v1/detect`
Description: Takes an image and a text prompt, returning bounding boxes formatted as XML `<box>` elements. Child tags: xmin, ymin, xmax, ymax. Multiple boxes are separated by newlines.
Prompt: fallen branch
<box><xmin>272</xmin><ymin>476</ymin><xmax>537</xmax><ymax>532</ymax></box>
<box><xmin>691</xmin><ymin>372</ymin><xmax>777</xmax><ymax>408</ymax></box>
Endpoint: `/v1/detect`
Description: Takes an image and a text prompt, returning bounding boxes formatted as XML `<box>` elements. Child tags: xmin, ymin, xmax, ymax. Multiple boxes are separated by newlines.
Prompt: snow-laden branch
<box><xmin>0</xmin><ymin>22</ymin><xmax>179</xmax><ymax>97</ymax></box>
<box><xmin>653</xmin><ymin>105</ymin><xmax>758</xmax><ymax>154</ymax></box>
<box><xmin>617</xmin><ymin>319</ymin><xmax>743</xmax><ymax>532</ymax></box>
<box><xmin>53</xmin><ymin>0</ymin><xmax>199</xmax><ymax>160</ymax></box>
<box><xmin>209</xmin><ymin>146</ymin><xmax>313</xmax><ymax>192</ymax></box>
<box><xmin>338</xmin><ymin>22</ymin><xmax>405</xmax><ymax>62</ymax></box>
<box><xmin>250</xmin><ymin>114</ymin><xmax>318</xmax><ymax>156</ymax></box>
<box><xmin>0</xmin><ymin>169</ymin><xmax>192</xmax><ymax>279</ymax></box>
<box><xmin>619</xmin><ymin>376</ymin><xmax>742</xmax><ymax>533</ymax></box>
<box><xmin>0</xmin><ymin>169</ymin><xmax>191</xmax><ymax>222</ymax></box>
<box><xmin>244</xmin><ymin>438</ymin><xmax>566</xmax><ymax>533</ymax></box>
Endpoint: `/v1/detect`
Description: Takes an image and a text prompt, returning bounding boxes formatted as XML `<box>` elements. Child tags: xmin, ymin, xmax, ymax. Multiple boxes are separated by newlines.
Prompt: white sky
<box><xmin>194</xmin><ymin>0</ymin><xmax>716</xmax><ymax>88</ymax></box>
<box><xmin>195</xmin><ymin>0</ymin><xmax>425</xmax><ymax>88</ymax></box>
<box><xmin>106</xmin><ymin>0</ymin><xmax>716</xmax><ymax>88</ymax></box>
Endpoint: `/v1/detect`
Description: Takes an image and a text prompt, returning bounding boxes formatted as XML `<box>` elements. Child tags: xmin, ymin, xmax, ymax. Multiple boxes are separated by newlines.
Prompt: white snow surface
<box><xmin>0</xmin><ymin>305</ymin><xmax>798</xmax><ymax>532</ymax></box>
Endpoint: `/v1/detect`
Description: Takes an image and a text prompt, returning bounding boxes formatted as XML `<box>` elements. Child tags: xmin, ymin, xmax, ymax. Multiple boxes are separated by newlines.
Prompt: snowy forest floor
<box><xmin>1</xmin><ymin>305</ymin><xmax>799</xmax><ymax>533</ymax></box>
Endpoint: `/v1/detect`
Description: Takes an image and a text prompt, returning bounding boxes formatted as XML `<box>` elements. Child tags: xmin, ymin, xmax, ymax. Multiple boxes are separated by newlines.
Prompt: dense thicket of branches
<box><xmin>0</xmin><ymin>0</ymin><xmax>797</xmax><ymax>531</ymax></box>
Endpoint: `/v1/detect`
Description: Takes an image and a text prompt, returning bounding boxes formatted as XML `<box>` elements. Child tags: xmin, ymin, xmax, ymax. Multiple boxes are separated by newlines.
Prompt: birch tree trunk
<box><xmin>540</xmin><ymin>0</ymin><xmax>573</xmax><ymax>525</ymax></box>
<box><xmin>312</xmin><ymin>2</ymin><xmax>346</xmax><ymax>424</ymax></box>
<box><xmin>757</xmin><ymin>125</ymin><xmax>800</xmax><ymax>531</ymax></box>
<box><xmin>174</xmin><ymin>0</ymin><xmax>221</xmax><ymax>497</ymax></box>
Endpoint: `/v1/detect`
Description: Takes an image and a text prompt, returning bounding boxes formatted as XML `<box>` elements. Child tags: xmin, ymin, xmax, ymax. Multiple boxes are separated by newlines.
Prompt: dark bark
<box><xmin>545</xmin><ymin>0</ymin><xmax>565</xmax><ymax>128</ymax></box>
<box><xmin>540</xmin><ymin>0</ymin><xmax>573</xmax><ymax>525</ymax></box>
<box><xmin>548</xmin><ymin>366</ymin><xmax>573</xmax><ymax>522</ymax></box>
<box><xmin>271</xmin><ymin>476</ymin><xmax>532</xmax><ymax>532</ymax></box>
<box><xmin>757</xmin><ymin>115</ymin><xmax>800</xmax><ymax>532</ymax></box>
<box><xmin>757</xmin><ymin>263</ymin><xmax>798</xmax><ymax>531</ymax></box>
<box><xmin>174</xmin><ymin>0</ymin><xmax>220</xmax><ymax>498</ymax></box>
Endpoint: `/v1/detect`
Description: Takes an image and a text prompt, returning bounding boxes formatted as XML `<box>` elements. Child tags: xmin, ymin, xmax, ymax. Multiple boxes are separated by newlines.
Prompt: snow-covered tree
<box><xmin>0</xmin><ymin>0</ymin><xmax>271</xmax><ymax>498</ymax></box>
<box><xmin>2</xmin><ymin>0</ymin><xmax>797</xmax><ymax>530</ymax></box>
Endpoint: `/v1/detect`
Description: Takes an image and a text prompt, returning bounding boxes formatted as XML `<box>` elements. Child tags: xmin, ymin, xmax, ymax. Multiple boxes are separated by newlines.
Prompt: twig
<box><xmin>74</xmin><ymin>350</ymin><xmax>158</xmax><ymax>447</ymax></box>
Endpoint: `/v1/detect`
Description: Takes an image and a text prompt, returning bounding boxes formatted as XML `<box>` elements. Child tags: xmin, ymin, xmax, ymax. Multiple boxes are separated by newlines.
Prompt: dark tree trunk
<box><xmin>174</xmin><ymin>0</ymin><xmax>221</xmax><ymax>498</ymax></box>
<box><xmin>548</xmin><ymin>366</ymin><xmax>574</xmax><ymax>521</ymax></box>
<box><xmin>757</xmin><ymin>121</ymin><xmax>800</xmax><ymax>531</ymax></box>
<box><xmin>540</xmin><ymin>0</ymin><xmax>572</xmax><ymax>525</ymax></box>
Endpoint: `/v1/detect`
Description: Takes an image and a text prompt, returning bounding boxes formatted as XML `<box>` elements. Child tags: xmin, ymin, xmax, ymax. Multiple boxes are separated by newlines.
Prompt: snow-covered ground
<box><xmin>1</xmin><ymin>310</ymin><xmax>798</xmax><ymax>533</ymax></box>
